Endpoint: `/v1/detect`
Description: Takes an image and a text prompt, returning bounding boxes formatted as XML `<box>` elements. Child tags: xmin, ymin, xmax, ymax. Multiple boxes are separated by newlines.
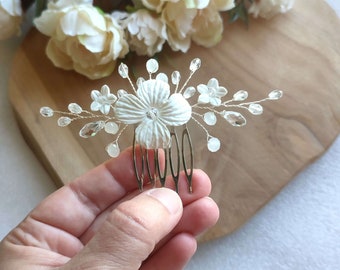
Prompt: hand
<box><xmin>0</xmin><ymin>147</ymin><xmax>219</xmax><ymax>269</ymax></box>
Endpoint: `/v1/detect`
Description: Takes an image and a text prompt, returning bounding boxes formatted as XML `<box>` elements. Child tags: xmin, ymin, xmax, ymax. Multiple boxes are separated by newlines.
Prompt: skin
<box><xmin>0</xmin><ymin>147</ymin><xmax>219</xmax><ymax>269</ymax></box>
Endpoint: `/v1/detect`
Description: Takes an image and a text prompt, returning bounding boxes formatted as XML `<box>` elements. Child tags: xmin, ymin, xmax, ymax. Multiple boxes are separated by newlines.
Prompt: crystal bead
<box><xmin>248</xmin><ymin>104</ymin><xmax>263</xmax><ymax>115</ymax></box>
<box><xmin>79</xmin><ymin>121</ymin><xmax>105</xmax><ymax>138</ymax></box>
<box><xmin>146</xmin><ymin>59</ymin><xmax>159</xmax><ymax>74</ymax></box>
<box><xmin>57</xmin><ymin>117</ymin><xmax>71</xmax><ymax>127</ymax></box>
<box><xmin>156</xmin><ymin>73</ymin><xmax>168</xmax><ymax>83</ymax></box>
<box><xmin>40</xmin><ymin>107</ymin><xmax>54</xmax><ymax>117</ymax></box>
<box><xmin>106</xmin><ymin>142</ymin><xmax>120</xmax><ymax>158</ymax></box>
<box><xmin>183</xmin><ymin>86</ymin><xmax>196</xmax><ymax>99</ymax></box>
<box><xmin>189</xmin><ymin>58</ymin><xmax>201</xmax><ymax>72</ymax></box>
<box><xmin>204</xmin><ymin>112</ymin><xmax>217</xmax><ymax>126</ymax></box>
<box><xmin>268</xmin><ymin>89</ymin><xmax>283</xmax><ymax>100</ymax></box>
<box><xmin>117</xmin><ymin>89</ymin><xmax>128</xmax><ymax>98</ymax></box>
<box><xmin>105</xmin><ymin>122</ymin><xmax>119</xmax><ymax>134</ymax></box>
<box><xmin>171</xmin><ymin>71</ymin><xmax>181</xmax><ymax>85</ymax></box>
<box><xmin>68</xmin><ymin>103</ymin><xmax>82</xmax><ymax>114</ymax></box>
<box><xmin>222</xmin><ymin>111</ymin><xmax>246</xmax><ymax>127</ymax></box>
<box><xmin>118</xmin><ymin>62</ymin><xmax>129</xmax><ymax>78</ymax></box>
<box><xmin>233</xmin><ymin>90</ymin><xmax>248</xmax><ymax>101</ymax></box>
<box><xmin>207</xmin><ymin>137</ymin><xmax>220</xmax><ymax>152</ymax></box>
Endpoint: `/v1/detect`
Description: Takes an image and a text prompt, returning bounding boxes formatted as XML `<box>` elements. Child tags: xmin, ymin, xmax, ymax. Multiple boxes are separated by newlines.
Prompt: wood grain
<box><xmin>8</xmin><ymin>0</ymin><xmax>340</xmax><ymax>242</ymax></box>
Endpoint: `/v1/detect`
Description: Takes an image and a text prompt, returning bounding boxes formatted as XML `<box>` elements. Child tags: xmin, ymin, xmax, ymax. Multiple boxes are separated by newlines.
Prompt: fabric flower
<box><xmin>90</xmin><ymin>85</ymin><xmax>117</xmax><ymax>114</ymax></box>
<box><xmin>0</xmin><ymin>0</ymin><xmax>22</xmax><ymax>40</ymax></box>
<box><xmin>116</xmin><ymin>9</ymin><xmax>167</xmax><ymax>57</ymax></box>
<box><xmin>197</xmin><ymin>78</ymin><xmax>227</xmax><ymax>106</ymax></box>
<box><xmin>248</xmin><ymin>0</ymin><xmax>295</xmax><ymax>19</ymax></box>
<box><xmin>115</xmin><ymin>79</ymin><xmax>192</xmax><ymax>149</ymax></box>
<box><xmin>34</xmin><ymin>0</ymin><xmax>128</xmax><ymax>79</ymax></box>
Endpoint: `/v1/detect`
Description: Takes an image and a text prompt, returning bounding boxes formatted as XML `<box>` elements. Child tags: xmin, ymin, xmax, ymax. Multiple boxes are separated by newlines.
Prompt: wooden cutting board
<box><xmin>8</xmin><ymin>0</ymin><xmax>340</xmax><ymax>242</ymax></box>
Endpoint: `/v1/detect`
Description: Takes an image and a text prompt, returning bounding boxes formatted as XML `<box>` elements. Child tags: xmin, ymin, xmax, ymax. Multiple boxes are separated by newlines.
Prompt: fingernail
<box><xmin>147</xmin><ymin>188</ymin><xmax>181</xmax><ymax>214</ymax></box>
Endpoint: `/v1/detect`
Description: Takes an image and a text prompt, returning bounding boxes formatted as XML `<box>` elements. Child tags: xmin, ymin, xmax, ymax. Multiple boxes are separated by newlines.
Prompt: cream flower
<box><xmin>115</xmin><ymin>79</ymin><xmax>192</xmax><ymax>149</ymax></box>
<box><xmin>197</xmin><ymin>78</ymin><xmax>227</xmax><ymax>106</ymax></box>
<box><xmin>0</xmin><ymin>0</ymin><xmax>22</xmax><ymax>40</ymax></box>
<box><xmin>248</xmin><ymin>0</ymin><xmax>295</xmax><ymax>19</ymax></box>
<box><xmin>34</xmin><ymin>0</ymin><xmax>128</xmax><ymax>79</ymax></box>
<box><xmin>90</xmin><ymin>85</ymin><xmax>117</xmax><ymax>115</ymax></box>
<box><xmin>192</xmin><ymin>3</ymin><xmax>223</xmax><ymax>47</ymax></box>
<box><xmin>119</xmin><ymin>9</ymin><xmax>167</xmax><ymax>57</ymax></box>
<box><xmin>212</xmin><ymin>0</ymin><xmax>235</xmax><ymax>11</ymax></box>
<box><xmin>161</xmin><ymin>1</ymin><xmax>197</xmax><ymax>52</ymax></box>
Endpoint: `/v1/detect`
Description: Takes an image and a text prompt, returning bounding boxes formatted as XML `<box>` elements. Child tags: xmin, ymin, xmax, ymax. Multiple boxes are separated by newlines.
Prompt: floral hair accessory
<box><xmin>40</xmin><ymin>58</ymin><xmax>283</xmax><ymax>192</ymax></box>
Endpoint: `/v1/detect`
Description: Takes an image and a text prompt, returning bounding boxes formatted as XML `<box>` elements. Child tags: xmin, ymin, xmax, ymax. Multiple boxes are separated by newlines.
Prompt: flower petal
<box><xmin>198</xmin><ymin>93</ymin><xmax>210</xmax><ymax>104</ymax></box>
<box><xmin>160</xmin><ymin>93</ymin><xmax>192</xmax><ymax>126</ymax></box>
<box><xmin>197</xmin><ymin>84</ymin><xmax>208</xmax><ymax>94</ymax></box>
<box><xmin>135</xmin><ymin>120</ymin><xmax>171</xmax><ymax>149</ymax></box>
<box><xmin>115</xmin><ymin>94</ymin><xmax>147</xmax><ymax>124</ymax></box>
<box><xmin>137</xmin><ymin>79</ymin><xmax>170</xmax><ymax>106</ymax></box>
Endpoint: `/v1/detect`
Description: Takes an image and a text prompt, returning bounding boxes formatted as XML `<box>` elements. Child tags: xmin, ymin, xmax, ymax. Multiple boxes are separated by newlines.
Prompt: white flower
<box><xmin>34</xmin><ymin>0</ymin><xmax>128</xmax><ymax>79</ymax></box>
<box><xmin>248</xmin><ymin>0</ymin><xmax>295</xmax><ymax>19</ymax></box>
<box><xmin>197</xmin><ymin>78</ymin><xmax>227</xmax><ymax>106</ymax></box>
<box><xmin>184</xmin><ymin>0</ymin><xmax>210</xmax><ymax>9</ymax></box>
<box><xmin>192</xmin><ymin>3</ymin><xmax>223</xmax><ymax>47</ymax></box>
<box><xmin>119</xmin><ymin>9</ymin><xmax>167</xmax><ymax>57</ymax></box>
<box><xmin>212</xmin><ymin>0</ymin><xmax>235</xmax><ymax>11</ymax></box>
<box><xmin>115</xmin><ymin>79</ymin><xmax>192</xmax><ymax>149</ymax></box>
<box><xmin>161</xmin><ymin>1</ymin><xmax>197</xmax><ymax>52</ymax></box>
<box><xmin>91</xmin><ymin>85</ymin><xmax>117</xmax><ymax>114</ymax></box>
<box><xmin>0</xmin><ymin>0</ymin><xmax>22</xmax><ymax>40</ymax></box>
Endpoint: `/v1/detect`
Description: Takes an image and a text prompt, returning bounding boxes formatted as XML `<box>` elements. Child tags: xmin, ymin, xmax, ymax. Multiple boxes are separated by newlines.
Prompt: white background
<box><xmin>0</xmin><ymin>1</ymin><xmax>339</xmax><ymax>269</ymax></box>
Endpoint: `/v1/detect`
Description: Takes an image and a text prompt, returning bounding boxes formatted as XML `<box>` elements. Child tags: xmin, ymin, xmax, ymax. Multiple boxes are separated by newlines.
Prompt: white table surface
<box><xmin>1</xmin><ymin>2</ymin><xmax>339</xmax><ymax>269</ymax></box>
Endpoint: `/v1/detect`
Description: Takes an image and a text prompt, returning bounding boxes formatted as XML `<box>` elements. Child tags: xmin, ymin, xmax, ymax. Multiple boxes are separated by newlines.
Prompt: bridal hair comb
<box><xmin>40</xmin><ymin>58</ymin><xmax>283</xmax><ymax>192</ymax></box>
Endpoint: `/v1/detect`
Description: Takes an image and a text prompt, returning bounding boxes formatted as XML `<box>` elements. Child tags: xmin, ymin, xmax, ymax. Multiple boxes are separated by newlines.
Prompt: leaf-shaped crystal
<box><xmin>117</xmin><ymin>89</ymin><xmax>128</xmax><ymax>98</ymax></box>
<box><xmin>118</xmin><ymin>62</ymin><xmax>129</xmax><ymax>78</ymax></box>
<box><xmin>222</xmin><ymin>111</ymin><xmax>246</xmax><ymax>127</ymax></box>
<box><xmin>268</xmin><ymin>89</ymin><xmax>283</xmax><ymax>100</ymax></box>
<box><xmin>68</xmin><ymin>103</ymin><xmax>82</xmax><ymax>114</ymax></box>
<box><xmin>183</xmin><ymin>86</ymin><xmax>196</xmax><ymax>99</ymax></box>
<box><xmin>105</xmin><ymin>122</ymin><xmax>119</xmax><ymax>134</ymax></box>
<box><xmin>57</xmin><ymin>117</ymin><xmax>71</xmax><ymax>127</ymax></box>
<box><xmin>248</xmin><ymin>103</ymin><xmax>263</xmax><ymax>115</ymax></box>
<box><xmin>79</xmin><ymin>121</ymin><xmax>105</xmax><ymax>138</ymax></box>
<box><xmin>106</xmin><ymin>142</ymin><xmax>120</xmax><ymax>157</ymax></box>
<box><xmin>233</xmin><ymin>90</ymin><xmax>248</xmax><ymax>101</ymax></box>
<box><xmin>171</xmin><ymin>71</ymin><xmax>181</xmax><ymax>85</ymax></box>
<box><xmin>204</xmin><ymin>112</ymin><xmax>217</xmax><ymax>126</ymax></box>
<box><xmin>40</xmin><ymin>107</ymin><xmax>54</xmax><ymax>117</ymax></box>
<box><xmin>207</xmin><ymin>137</ymin><xmax>220</xmax><ymax>152</ymax></box>
<box><xmin>189</xmin><ymin>58</ymin><xmax>201</xmax><ymax>72</ymax></box>
<box><xmin>146</xmin><ymin>59</ymin><xmax>159</xmax><ymax>74</ymax></box>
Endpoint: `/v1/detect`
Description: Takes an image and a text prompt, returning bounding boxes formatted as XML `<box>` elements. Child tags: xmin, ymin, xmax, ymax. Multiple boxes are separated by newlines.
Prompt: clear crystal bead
<box><xmin>105</xmin><ymin>122</ymin><xmax>119</xmax><ymax>134</ymax></box>
<box><xmin>106</xmin><ymin>142</ymin><xmax>120</xmax><ymax>158</ymax></box>
<box><xmin>117</xmin><ymin>89</ymin><xmax>128</xmax><ymax>98</ymax></box>
<box><xmin>204</xmin><ymin>112</ymin><xmax>217</xmax><ymax>126</ymax></box>
<box><xmin>248</xmin><ymin>104</ymin><xmax>263</xmax><ymax>115</ymax></box>
<box><xmin>118</xmin><ymin>62</ymin><xmax>129</xmax><ymax>78</ymax></box>
<box><xmin>146</xmin><ymin>59</ymin><xmax>159</xmax><ymax>74</ymax></box>
<box><xmin>222</xmin><ymin>111</ymin><xmax>246</xmax><ymax>127</ymax></box>
<box><xmin>268</xmin><ymin>89</ymin><xmax>283</xmax><ymax>100</ymax></box>
<box><xmin>57</xmin><ymin>117</ymin><xmax>71</xmax><ymax>127</ymax></box>
<box><xmin>183</xmin><ymin>86</ymin><xmax>196</xmax><ymax>99</ymax></box>
<box><xmin>171</xmin><ymin>71</ymin><xmax>181</xmax><ymax>85</ymax></box>
<box><xmin>233</xmin><ymin>90</ymin><xmax>248</xmax><ymax>101</ymax></box>
<box><xmin>40</xmin><ymin>106</ymin><xmax>54</xmax><ymax>117</ymax></box>
<box><xmin>207</xmin><ymin>137</ymin><xmax>220</xmax><ymax>152</ymax></box>
<box><xmin>189</xmin><ymin>58</ymin><xmax>201</xmax><ymax>72</ymax></box>
<box><xmin>68</xmin><ymin>103</ymin><xmax>82</xmax><ymax>114</ymax></box>
<box><xmin>79</xmin><ymin>121</ymin><xmax>105</xmax><ymax>138</ymax></box>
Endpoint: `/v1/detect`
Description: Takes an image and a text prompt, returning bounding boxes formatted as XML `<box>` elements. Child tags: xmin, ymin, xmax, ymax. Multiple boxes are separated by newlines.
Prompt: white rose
<box><xmin>119</xmin><ymin>9</ymin><xmax>167</xmax><ymax>57</ymax></box>
<box><xmin>162</xmin><ymin>1</ymin><xmax>197</xmax><ymax>52</ymax></box>
<box><xmin>192</xmin><ymin>4</ymin><xmax>223</xmax><ymax>47</ymax></box>
<box><xmin>248</xmin><ymin>0</ymin><xmax>295</xmax><ymax>19</ymax></box>
<box><xmin>0</xmin><ymin>0</ymin><xmax>22</xmax><ymax>40</ymax></box>
<box><xmin>34</xmin><ymin>0</ymin><xmax>128</xmax><ymax>79</ymax></box>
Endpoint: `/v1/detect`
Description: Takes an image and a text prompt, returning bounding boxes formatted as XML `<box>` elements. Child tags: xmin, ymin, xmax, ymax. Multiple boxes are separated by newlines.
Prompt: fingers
<box><xmin>62</xmin><ymin>188</ymin><xmax>183</xmax><ymax>270</ymax></box>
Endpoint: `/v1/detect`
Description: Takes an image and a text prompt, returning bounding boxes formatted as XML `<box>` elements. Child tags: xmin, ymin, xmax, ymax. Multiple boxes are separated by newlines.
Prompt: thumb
<box><xmin>63</xmin><ymin>188</ymin><xmax>183</xmax><ymax>270</ymax></box>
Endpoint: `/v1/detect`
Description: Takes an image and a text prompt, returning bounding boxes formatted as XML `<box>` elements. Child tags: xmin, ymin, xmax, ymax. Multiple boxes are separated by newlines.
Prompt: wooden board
<box><xmin>8</xmin><ymin>0</ymin><xmax>340</xmax><ymax>242</ymax></box>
